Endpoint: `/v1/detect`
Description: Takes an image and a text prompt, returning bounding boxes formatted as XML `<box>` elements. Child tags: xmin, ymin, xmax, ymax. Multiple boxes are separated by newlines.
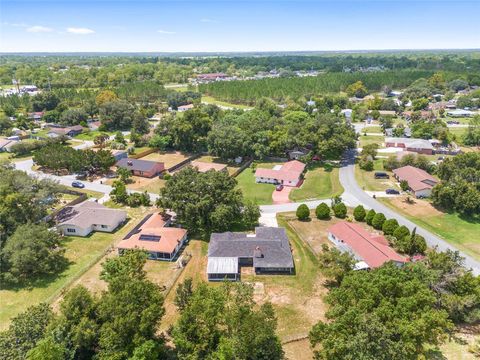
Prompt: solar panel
<box><xmin>139</xmin><ymin>234</ymin><xmax>161</xmax><ymax>242</ymax></box>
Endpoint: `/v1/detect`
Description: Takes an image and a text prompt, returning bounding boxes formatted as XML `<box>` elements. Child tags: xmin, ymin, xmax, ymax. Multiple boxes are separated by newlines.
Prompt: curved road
<box><xmin>260</xmin><ymin>148</ymin><xmax>480</xmax><ymax>275</ymax></box>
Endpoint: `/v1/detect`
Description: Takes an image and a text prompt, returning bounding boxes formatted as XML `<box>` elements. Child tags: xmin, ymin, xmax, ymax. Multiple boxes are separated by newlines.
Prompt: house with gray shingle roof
<box><xmin>56</xmin><ymin>200</ymin><xmax>127</xmax><ymax>237</ymax></box>
<box><xmin>207</xmin><ymin>227</ymin><xmax>294</xmax><ymax>281</ymax></box>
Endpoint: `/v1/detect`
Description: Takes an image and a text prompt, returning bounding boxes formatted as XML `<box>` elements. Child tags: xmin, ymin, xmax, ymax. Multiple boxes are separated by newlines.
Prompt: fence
<box><xmin>129</xmin><ymin>148</ymin><xmax>157</xmax><ymax>159</ymax></box>
<box><xmin>231</xmin><ymin>158</ymin><xmax>254</xmax><ymax>177</ymax></box>
<box><xmin>167</xmin><ymin>153</ymin><xmax>202</xmax><ymax>172</ymax></box>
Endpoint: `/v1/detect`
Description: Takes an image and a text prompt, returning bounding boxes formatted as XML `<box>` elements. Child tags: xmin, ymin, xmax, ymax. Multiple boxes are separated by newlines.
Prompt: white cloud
<box><xmin>157</xmin><ymin>29</ymin><xmax>176</xmax><ymax>34</ymax></box>
<box><xmin>200</xmin><ymin>18</ymin><xmax>216</xmax><ymax>23</ymax></box>
<box><xmin>26</xmin><ymin>25</ymin><xmax>53</xmax><ymax>33</ymax></box>
<box><xmin>67</xmin><ymin>27</ymin><xmax>95</xmax><ymax>35</ymax></box>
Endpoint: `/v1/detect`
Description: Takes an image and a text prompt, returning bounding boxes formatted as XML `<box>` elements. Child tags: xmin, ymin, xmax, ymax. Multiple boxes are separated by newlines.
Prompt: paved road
<box><xmin>339</xmin><ymin>149</ymin><xmax>480</xmax><ymax>275</ymax></box>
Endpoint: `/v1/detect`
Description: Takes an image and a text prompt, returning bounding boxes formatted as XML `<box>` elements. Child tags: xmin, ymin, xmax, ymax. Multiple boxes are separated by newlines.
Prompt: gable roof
<box><xmin>117</xmin><ymin>212</ymin><xmax>187</xmax><ymax>254</ymax></box>
<box><xmin>328</xmin><ymin>222</ymin><xmax>407</xmax><ymax>268</ymax></box>
<box><xmin>208</xmin><ymin>227</ymin><xmax>294</xmax><ymax>272</ymax></box>
<box><xmin>254</xmin><ymin>160</ymin><xmax>305</xmax><ymax>182</ymax></box>
<box><xmin>57</xmin><ymin>200</ymin><xmax>126</xmax><ymax>229</ymax></box>
<box><xmin>116</xmin><ymin>158</ymin><xmax>165</xmax><ymax>173</ymax></box>
<box><xmin>392</xmin><ymin>165</ymin><xmax>438</xmax><ymax>191</ymax></box>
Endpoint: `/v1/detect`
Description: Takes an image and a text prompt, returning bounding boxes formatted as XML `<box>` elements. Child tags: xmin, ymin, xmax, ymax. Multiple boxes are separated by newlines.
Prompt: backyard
<box><xmin>141</xmin><ymin>150</ymin><xmax>192</xmax><ymax>169</ymax></box>
<box><xmin>0</xmin><ymin>206</ymin><xmax>149</xmax><ymax>330</ymax></box>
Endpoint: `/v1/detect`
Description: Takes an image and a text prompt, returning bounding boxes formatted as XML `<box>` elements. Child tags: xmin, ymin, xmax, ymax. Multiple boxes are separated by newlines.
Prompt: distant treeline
<box><xmin>199</xmin><ymin>70</ymin><xmax>434</xmax><ymax>104</ymax></box>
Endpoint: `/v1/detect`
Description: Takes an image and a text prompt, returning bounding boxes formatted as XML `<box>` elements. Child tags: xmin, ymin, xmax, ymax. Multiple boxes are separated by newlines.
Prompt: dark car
<box><xmin>374</xmin><ymin>172</ymin><xmax>389</xmax><ymax>179</ymax></box>
<box><xmin>276</xmin><ymin>184</ymin><xmax>284</xmax><ymax>191</ymax></box>
<box><xmin>71</xmin><ymin>181</ymin><xmax>85</xmax><ymax>189</ymax></box>
<box><xmin>386</xmin><ymin>188</ymin><xmax>400</xmax><ymax>195</ymax></box>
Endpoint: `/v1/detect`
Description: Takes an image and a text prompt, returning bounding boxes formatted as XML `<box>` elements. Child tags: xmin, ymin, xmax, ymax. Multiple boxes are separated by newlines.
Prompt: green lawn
<box><xmin>359</xmin><ymin>135</ymin><xmax>384</xmax><ymax>148</ymax></box>
<box><xmin>0</xmin><ymin>206</ymin><xmax>147</xmax><ymax>330</ymax></box>
<box><xmin>354</xmin><ymin>159</ymin><xmax>399</xmax><ymax>192</ymax></box>
<box><xmin>236</xmin><ymin>162</ymin><xmax>284</xmax><ymax>205</ymax></box>
<box><xmin>289</xmin><ymin>164</ymin><xmax>343</xmax><ymax>202</ymax></box>
<box><xmin>201</xmin><ymin>95</ymin><xmax>253</xmax><ymax>110</ymax></box>
<box><xmin>378</xmin><ymin>198</ymin><xmax>480</xmax><ymax>261</ymax></box>
<box><xmin>362</xmin><ymin>126</ymin><xmax>383</xmax><ymax>133</ymax></box>
<box><xmin>74</xmin><ymin>131</ymin><xmax>114</xmax><ymax>141</ymax></box>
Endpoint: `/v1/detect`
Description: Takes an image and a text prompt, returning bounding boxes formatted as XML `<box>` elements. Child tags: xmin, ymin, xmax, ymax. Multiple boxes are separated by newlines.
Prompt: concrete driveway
<box><xmin>272</xmin><ymin>187</ymin><xmax>292</xmax><ymax>204</ymax></box>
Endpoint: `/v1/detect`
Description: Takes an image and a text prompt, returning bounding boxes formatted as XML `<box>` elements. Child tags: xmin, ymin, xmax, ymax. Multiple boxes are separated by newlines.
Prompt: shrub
<box><xmin>372</xmin><ymin>213</ymin><xmax>386</xmax><ymax>230</ymax></box>
<box><xmin>382</xmin><ymin>218</ymin><xmax>399</xmax><ymax>235</ymax></box>
<box><xmin>393</xmin><ymin>225</ymin><xmax>410</xmax><ymax>241</ymax></box>
<box><xmin>333</xmin><ymin>202</ymin><xmax>347</xmax><ymax>219</ymax></box>
<box><xmin>359</xmin><ymin>159</ymin><xmax>374</xmax><ymax>171</ymax></box>
<box><xmin>365</xmin><ymin>209</ymin><xmax>376</xmax><ymax>225</ymax></box>
<box><xmin>353</xmin><ymin>205</ymin><xmax>366</xmax><ymax>221</ymax></box>
<box><xmin>400</xmin><ymin>180</ymin><xmax>409</xmax><ymax>192</ymax></box>
<box><xmin>296</xmin><ymin>204</ymin><xmax>310</xmax><ymax>221</ymax></box>
<box><xmin>315</xmin><ymin>203</ymin><xmax>331</xmax><ymax>220</ymax></box>
<box><xmin>397</xmin><ymin>233</ymin><xmax>427</xmax><ymax>255</ymax></box>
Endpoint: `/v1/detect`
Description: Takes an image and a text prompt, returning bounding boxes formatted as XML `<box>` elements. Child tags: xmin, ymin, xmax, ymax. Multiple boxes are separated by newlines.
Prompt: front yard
<box><xmin>378</xmin><ymin>196</ymin><xmax>480</xmax><ymax>261</ymax></box>
<box><xmin>236</xmin><ymin>162</ymin><xmax>281</xmax><ymax>205</ymax></box>
<box><xmin>289</xmin><ymin>164</ymin><xmax>343</xmax><ymax>202</ymax></box>
<box><xmin>0</xmin><ymin>206</ymin><xmax>149</xmax><ymax>330</ymax></box>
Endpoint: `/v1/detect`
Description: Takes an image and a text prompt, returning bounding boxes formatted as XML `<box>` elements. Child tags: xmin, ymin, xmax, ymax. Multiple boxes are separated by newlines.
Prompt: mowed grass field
<box><xmin>358</xmin><ymin>134</ymin><xmax>384</xmax><ymax>148</ymax></box>
<box><xmin>236</xmin><ymin>162</ymin><xmax>281</xmax><ymax>205</ymax></box>
<box><xmin>289</xmin><ymin>165</ymin><xmax>343</xmax><ymax>202</ymax></box>
<box><xmin>354</xmin><ymin>158</ymin><xmax>399</xmax><ymax>192</ymax></box>
<box><xmin>378</xmin><ymin>196</ymin><xmax>480</xmax><ymax>261</ymax></box>
<box><xmin>0</xmin><ymin>206</ymin><xmax>149</xmax><ymax>330</ymax></box>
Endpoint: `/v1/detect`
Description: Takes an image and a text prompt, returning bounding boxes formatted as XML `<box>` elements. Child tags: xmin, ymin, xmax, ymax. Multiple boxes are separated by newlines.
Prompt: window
<box><xmin>67</xmin><ymin>228</ymin><xmax>76</xmax><ymax>233</ymax></box>
<box><xmin>101</xmin><ymin>225</ymin><xmax>108</xmax><ymax>229</ymax></box>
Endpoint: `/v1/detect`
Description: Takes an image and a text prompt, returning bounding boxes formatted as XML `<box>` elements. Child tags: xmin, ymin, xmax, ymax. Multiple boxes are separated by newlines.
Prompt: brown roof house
<box><xmin>117</xmin><ymin>212</ymin><xmax>187</xmax><ymax>261</ymax></box>
<box><xmin>393</xmin><ymin>165</ymin><xmax>438</xmax><ymax>198</ymax></box>
<box><xmin>116</xmin><ymin>158</ymin><xmax>165</xmax><ymax>178</ymax></box>
<box><xmin>56</xmin><ymin>201</ymin><xmax>127</xmax><ymax>237</ymax></box>
<box><xmin>254</xmin><ymin>160</ymin><xmax>306</xmax><ymax>187</ymax></box>
<box><xmin>47</xmin><ymin>125</ymin><xmax>84</xmax><ymax>138</ymax></box>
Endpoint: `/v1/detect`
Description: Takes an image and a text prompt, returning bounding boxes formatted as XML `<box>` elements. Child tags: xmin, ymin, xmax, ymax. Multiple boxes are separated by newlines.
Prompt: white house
<box><xmin>254</xmin><ymin>160</ymin><xmax>306</xmax><ymax>187</ymax></box>
<box><xmin>56</xmin><ymin>201</ymin><xmax>127</xmax><ymax>237</ymax></box>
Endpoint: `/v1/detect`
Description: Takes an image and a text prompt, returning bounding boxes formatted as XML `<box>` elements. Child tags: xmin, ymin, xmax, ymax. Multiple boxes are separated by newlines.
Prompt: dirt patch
<box><xmin>283</xmin><ymin>338</ymin><xmax>314</xmax><ymax>360</ymax></box>
<box><xmin>126</xmin><ymin>176</ymin><xmax>166</xmax><ymax>193</ymax></box>
<box><xmin>141</xmin><ymin>151</ymin><xmax>191</xmax><ymax>169</ymax></box>
<box><xmin>388</xmin><ymin>196</ymin><xmax>443</xmax><ymax>218</ymax></box>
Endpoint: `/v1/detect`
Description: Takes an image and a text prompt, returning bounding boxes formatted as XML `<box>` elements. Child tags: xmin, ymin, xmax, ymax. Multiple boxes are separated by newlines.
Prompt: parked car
<box><xmin>374</xmin><ymin>172</ymin><xmax>389</xmax><ymax>179</ymax></box>
<box><xmin>75</xmin><ymin>172</ymin><xmax>87</xmax><ymax>180</ymax></box>
<box><xmin>276</xmin><ymin>184</ymin><xmax>284</xmax><ymax>191</ymax></box>
<box><xmin>386</xmin><ymin>188</ymin><xmax>400</xmax><ymax>195</ymax></box>
<box><xmin>71</xmin><ymin>181</ymin><xmax>85</xmax><ymax>189</ymax></box>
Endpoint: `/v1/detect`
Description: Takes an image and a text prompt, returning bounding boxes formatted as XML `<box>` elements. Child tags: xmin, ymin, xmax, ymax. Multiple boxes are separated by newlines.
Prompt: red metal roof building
<box><xmin>328</xmin><ymin>222</ymin><xmax>408</xmax><ymax>269</ymax></box>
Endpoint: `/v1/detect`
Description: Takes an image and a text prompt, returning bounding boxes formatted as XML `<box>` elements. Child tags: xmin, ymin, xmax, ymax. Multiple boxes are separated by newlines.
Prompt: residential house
<box><xmin>207</xmin><ymin>227</ymin><xmax>294</xmax><ymax>281</ymax></box>
<box><xmin>177</xmin><ymin>104</ymin><xmax>194</xmax><ymax>112</ymax></box>
<box><xmin>27</xmin><ymin>111</ymin><xmax>44</xmax><ymax>121</ymax></box>
<box><xmin>196</xmin><ymin>73</ymin><xmax>228</xmax><ymax>83</ymax></box>
<box><xmin>56</xmin><ymin>200</ymin><xmax>127</xmax><ymax>237</ymax></box>
<box><xmin>392</xmin><ymin>165</ymin><xmax>438</xmax><ymax>198</ymax></box>
<box><xmin>116</xmin><ymin>158</ymin><xmax>165</xmax><ymax>178</ymax></box>
<box><xmin>117</xmin><ymin>212</ymin><xmax>187</xmax><ymax>261</ymax></box>
<box><xmin>286</xmin><ymin>148</ymin><xmax>309</xmax><ymax>160</ymax></box>
<box><xmin>88</xmin><ymin>121</ymin><xmax>101</xmax><ymax>131</ymax></box>
<box><xmin>254</xmin><ymin>160</ymin><xmax>306</xmax><ymax>187</ymax></box>
<box><xmin>328</xmin><ymin>222</ymin><xmax>408</xmax><ymax>270</ymax></box>
<box><xmin>47</xmin><ymin>125</ymin><xmax>84</xmax><ymax>138</ymax></box>
<box><xmin>384</xmin><ymin>137</ymin><xmax>438</xmax><ymax>155</ymax></box>
<box><xmin>0</xmin><ymin>139</ymin><xmax>19</xmax><ymax>152</ymax></box>
<box><xmin>447</xmin><ymin>109</ymin><xmax>474</xmax><ymax>117</ymax></box>
<box><xmin>190</xmin><ymin>160</ymin><xmax>227</xmax><ymax>173</ymax></box>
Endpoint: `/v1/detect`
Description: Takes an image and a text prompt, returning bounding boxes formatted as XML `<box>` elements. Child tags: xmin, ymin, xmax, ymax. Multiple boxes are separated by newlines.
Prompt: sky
<box><xmin>1</xmin><ymin>0</ymin><xmax>479</xmax><ymax>53</ymax></box>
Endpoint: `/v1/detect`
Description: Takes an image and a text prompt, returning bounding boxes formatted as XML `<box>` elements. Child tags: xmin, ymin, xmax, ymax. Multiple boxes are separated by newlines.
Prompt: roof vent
<box><xmin>254</xmin><ymin>246</ymin><xmax>263</xmax><ymax>258</ymax></box>
<box><xmin>127</xmin><ymin>161</ymin><xmax>133</xmax><ymax>166</ymax></box>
